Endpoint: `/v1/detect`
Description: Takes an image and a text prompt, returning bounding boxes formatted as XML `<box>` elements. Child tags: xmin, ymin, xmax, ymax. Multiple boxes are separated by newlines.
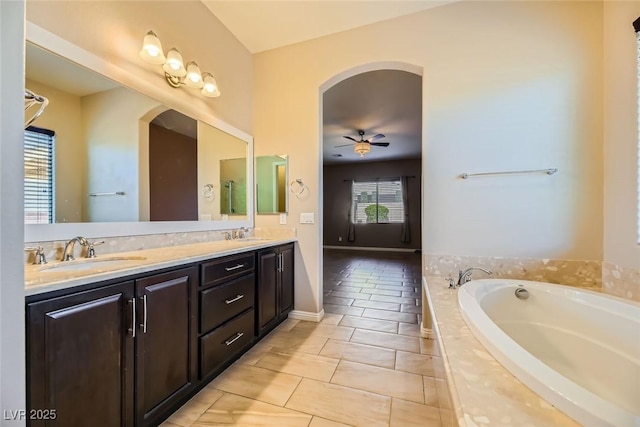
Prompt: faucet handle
<box><xmin>222</xmin><ymin>231</ymin><xmax>232</xmax><ymax>240</ymax></box>
<box><xmin>25</xmin><ymin>245</ymin><xmax>47</xmax><ymax>265</ymax></box>
<box><xmin>446</xmin><ymin>275</ymin><xmax>455</xmax><ymax>288</ymax></box>
<box><xmin>84</xmin><ymin>240</ymin><xmax>105</xmax><ymax>258</ymax></box>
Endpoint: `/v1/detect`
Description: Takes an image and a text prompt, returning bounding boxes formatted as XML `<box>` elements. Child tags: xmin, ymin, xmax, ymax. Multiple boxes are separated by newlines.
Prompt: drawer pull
<box><xmin>225</xmin><ymin>294</ymin><xmax>245</xmax><ymax>304</ymax></box>
<box><xmin>224</xmin><ymin>332</ymin><xmax>244</xmax><ymax>346</ymax></box>
<box><xmin>225</xmin><ymin>263</ymin><xmax>245</xmax><ymax>272</ymax></box>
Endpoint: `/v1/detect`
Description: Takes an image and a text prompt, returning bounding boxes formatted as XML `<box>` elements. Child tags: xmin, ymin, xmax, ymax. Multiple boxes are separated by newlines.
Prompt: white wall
<box><xmin>603</xmin><ymin>1</ymin><xmax>640</xmax><ymax>271</ymax></box>
<box><xmin>254</xmin><ymin>1</ymin><xmax>604</xmax><ymax>314</ymax></box>
<box><xmin>1</xmin><ymin>0</ymin><xmax>26</xmax><ymax>421</ymax></box>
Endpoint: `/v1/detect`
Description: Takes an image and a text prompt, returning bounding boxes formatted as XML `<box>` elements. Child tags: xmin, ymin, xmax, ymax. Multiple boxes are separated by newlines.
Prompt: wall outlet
<box><xmin>279</xmin><ymin>213</ymin><xmax>287</xmax><ymax>225</ymax></box>
<box><xmin>300</xmin><ymin>212</ymin><xmax>315</xmax><ymax>224</ymax></box>
<box><xmin>221</xmin><ymin>214</ymin><xmax>229</xmax><ymax>220</ymax></box>
<box><xmin>338</xmin><ymin>236</ymin><xmax>343</xmax><ymax>242</ymax></box>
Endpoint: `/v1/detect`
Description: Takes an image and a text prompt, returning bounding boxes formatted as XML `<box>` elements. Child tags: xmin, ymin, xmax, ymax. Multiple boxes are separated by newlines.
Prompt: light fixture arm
<box><xmin>165</xmin><ymin>72</ymin><xmax>183</xmax><ymax>88</ymax></box>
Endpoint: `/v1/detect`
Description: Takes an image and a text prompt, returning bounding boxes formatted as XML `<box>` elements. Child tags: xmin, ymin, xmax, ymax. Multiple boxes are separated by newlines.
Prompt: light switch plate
<box><xmin>279</xmin><ymin>213</ymin><xmax>287</xmax><ymax>225</ymax></box>
<box><xmin>300</xmin><ymin>212</ymin><xmax>315</xmax><ymax>224</ymax></box>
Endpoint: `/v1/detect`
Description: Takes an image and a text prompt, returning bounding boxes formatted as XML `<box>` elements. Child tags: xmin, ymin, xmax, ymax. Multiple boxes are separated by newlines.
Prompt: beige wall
<box><xmin>25</xmin><ymin>79</ymin><xmax>84</xmax><ymax>223</ymax></box>
<box><xmin>81</xmin><ymin>87</ymin><xmax>161</xmax><ymax>222</ymax></box>
<box><xmin>603</xmin><ymin>1</ymin><xmax>640</xmax><ymax>271</ymax></box>
<box><xmin>254</xmin><ymin>1</ymin><xmax>604</xmax><ymax>314</ymax></box>
<box><xmin>26</xmin><ymin>1</ymin><xmax>253</xmax><ymax>135</ymax></box>
<box><xmin>197</xmin><ymin>122</ymin><xmax>248</xmax><ymax>220</ymax></box>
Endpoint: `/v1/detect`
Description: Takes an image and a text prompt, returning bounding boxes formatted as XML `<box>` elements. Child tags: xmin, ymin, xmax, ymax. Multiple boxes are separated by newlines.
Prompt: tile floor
<box><xmin>162</xmin><ymin>249</ymin><xmax>453</xmax><ymax>427</ymax></box>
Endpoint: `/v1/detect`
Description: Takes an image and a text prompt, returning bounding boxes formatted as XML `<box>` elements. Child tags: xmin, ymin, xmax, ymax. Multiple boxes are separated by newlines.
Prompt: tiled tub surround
<box><xmin>24</xmin><ymin>234</ymin><xmax>295</xmax><ymax>296</ymax></box>
<box><xmin>424</xmin><ymin>254</ymin><xmax>601</xmax><ymax>288</ymax></box>
<box><xmin>602</xmin><ymin>262</ymin><xmax>640</xmax><ymax>302</ymax></box>
<box><xmin>425</xmin><ymin>276</ymin><xmax>580</xmax><ymax>427</ymax></box>
<box><xmin>23</xmin><ymin>227</ymin><xmax>296</xmax><ymax>265</ymax></box>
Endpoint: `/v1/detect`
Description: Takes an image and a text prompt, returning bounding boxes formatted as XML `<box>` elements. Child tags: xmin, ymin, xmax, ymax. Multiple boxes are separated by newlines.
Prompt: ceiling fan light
<box><xmin>139</xmin><ymin>31</ymin><xmax>166</xmax><ymax>65</ymax></box>
<box><xmin>354</xmin><ymin>142</ymin><xmax>370</xmax><ymax>157</ymax></box>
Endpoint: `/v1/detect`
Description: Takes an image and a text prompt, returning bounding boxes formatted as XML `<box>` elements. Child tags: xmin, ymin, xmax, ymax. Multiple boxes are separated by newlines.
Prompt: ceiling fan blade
<box><xmin>367</xmin><ymin>133</ymin><xmax>385</xmax><ymax>142</ymax></box>
<box><xmin>343</xmin><ymin>135</ymin><xmax>358</xmax><ymax>142</ymax></box>
<box><xmin>370</xmin><ymin>142</ymin><xmax>390</xmax><ymax>147</ymax></box>
<box><xmin>335</xmin><ymin>143</ymin><xmax>355</xmax><ymax>148</ymax></box>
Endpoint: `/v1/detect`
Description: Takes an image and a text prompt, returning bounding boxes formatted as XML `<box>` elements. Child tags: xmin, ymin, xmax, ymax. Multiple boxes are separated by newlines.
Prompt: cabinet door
<box><xmin>278</xmin><ymin>244</ymin><xmax>295</xmax><ymax>316</ymax></box>
<box><xmin>257</xmin><ymin>249</ymin><xmax>278</xmax><ymax>334</ymax></box>
<box><xmin>135</xmin><ymin>267</ymin><xmax>197</xmax><ymax>427</ymax></box>
<box><xmin>27</xmin><ymin>282</ymin><xmax>134</xmax><ymax>427</ymax></box>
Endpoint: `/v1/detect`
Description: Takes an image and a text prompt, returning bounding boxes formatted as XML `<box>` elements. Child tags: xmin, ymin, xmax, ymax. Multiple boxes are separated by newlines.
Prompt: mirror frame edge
<box><xmin>24</xmin><ymin>21</ymin><xmax>254</xmax><ymax>242</ymax></box>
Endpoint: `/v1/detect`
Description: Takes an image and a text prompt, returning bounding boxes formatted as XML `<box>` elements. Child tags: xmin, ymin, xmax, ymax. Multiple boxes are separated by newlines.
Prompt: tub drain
<box><xmin>515</xmin><ymin>287</ymin><xmax>529</xmax><ymax>300</ymax></box>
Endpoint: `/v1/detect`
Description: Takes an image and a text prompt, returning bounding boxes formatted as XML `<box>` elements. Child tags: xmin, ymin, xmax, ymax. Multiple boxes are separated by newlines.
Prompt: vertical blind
<box><xmin>351</xmin><ymin>179</ymin><xmax>404</xmax><ymax>223</ymax></box>
<box><xmin>24</xmin><ymin>126</ymin><xmax>55</xmax><ymax>224</ymax></box>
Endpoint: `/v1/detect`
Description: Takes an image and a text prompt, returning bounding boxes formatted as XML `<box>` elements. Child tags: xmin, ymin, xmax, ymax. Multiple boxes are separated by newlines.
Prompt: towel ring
<box><xmin>202</xmin><ymin>184</ymin><xmax>215</xmax><ymax>201</ymax></box>
<box><xmin>289</xmin><ymin>179</ymin><xmax>308</xmax><ymax>197</ymax></box>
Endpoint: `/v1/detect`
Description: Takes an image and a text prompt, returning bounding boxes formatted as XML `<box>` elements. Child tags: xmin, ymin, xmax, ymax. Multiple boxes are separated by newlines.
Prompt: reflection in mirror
<box><xmin>256</xmin><ymin>155</ymin><xmax>288</xmax><ymax>214</ymax></box>
<box><xmin>24</xmin><ymin>41</ymin><xmax>249</xmax><ymax>225</ymax></box>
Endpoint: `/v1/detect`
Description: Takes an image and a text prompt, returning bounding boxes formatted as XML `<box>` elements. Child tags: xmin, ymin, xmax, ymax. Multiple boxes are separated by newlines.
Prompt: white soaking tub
<box><xmin>457</xmin><ymin>279</ymin><xmax>640</xmax><ymax>427</ymax></box>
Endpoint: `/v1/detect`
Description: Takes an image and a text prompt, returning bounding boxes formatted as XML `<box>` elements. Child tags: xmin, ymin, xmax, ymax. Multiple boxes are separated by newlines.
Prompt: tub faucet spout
<box><xmin>457</xmin><ymin>267</ymin><xmax>492</xmax><ymax>286</ymax></box>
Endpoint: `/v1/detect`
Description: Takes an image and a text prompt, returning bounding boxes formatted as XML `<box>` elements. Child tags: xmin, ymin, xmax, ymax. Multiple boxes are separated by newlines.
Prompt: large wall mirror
<box><xmin>24</xmin><ymin>23</ymin><xmax>253</xmax><ymax>242</ymax></box>
<box><xmin>256</xmin><ymin>155</ymin><xmax>288</xmax><ymax>214</ymax></box>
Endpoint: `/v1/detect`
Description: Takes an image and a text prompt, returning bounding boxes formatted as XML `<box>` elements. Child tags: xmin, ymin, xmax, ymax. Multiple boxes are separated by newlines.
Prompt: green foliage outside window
<box><xmin>365</xmin><ymin>204</ymin><xmax>389</xmax><ymax>223</ymax></box>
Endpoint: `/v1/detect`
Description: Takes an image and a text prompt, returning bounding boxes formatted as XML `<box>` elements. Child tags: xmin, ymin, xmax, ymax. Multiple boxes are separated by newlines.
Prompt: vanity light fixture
<box><xmin>354</xmin><ymin>141</ymin><xmax>371</xmax><ymax>157</ymax></box>
<box><xmin>139</xmin><ymin>31</ymin><xmax>221</xmax><ymax>98</ymax></box>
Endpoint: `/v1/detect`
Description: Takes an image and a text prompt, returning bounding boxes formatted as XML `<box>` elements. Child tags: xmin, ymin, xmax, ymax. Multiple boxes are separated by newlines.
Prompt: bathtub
<box><xmin>457</xmin><ymin>279</ymin><xmax>640</xmax><ymax>427</ymax></box>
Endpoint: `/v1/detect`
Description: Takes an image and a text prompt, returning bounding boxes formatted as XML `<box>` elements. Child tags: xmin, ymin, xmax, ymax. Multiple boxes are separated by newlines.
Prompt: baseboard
<box><xmin>420</xmin><ymin>321</ymin><xmax>435</xmax><ymax>339</ymax></box>
<box><xmin>288</xmin><ymin>309</ymin><xmax>325</xmax><ymax>323</ymax></box>
<box><xmin>323</xmin><ymin>245</ymin><xmax>419</xmax><ymax>253</ymax></box>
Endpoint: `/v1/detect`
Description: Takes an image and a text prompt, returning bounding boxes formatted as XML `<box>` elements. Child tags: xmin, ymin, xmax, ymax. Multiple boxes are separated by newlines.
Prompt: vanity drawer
<box><xmin>200</xmin><ymin>273</ymin><xmax>255</xmax><ymax>333</ymax></box>
<box><xmin>201</xmin><ymin>253</ymin><xmax>255</xmax><ymax>287</ymax></box>
<box><xmin>199</xmin><ymin>308</ymin><xmax>254</xmax><ymax>379</ymax></box>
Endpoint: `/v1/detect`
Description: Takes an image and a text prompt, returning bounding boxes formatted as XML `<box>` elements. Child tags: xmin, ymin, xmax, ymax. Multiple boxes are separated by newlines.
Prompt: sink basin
<box><xmin>41</xmin><ymin>256</ymin><xmax>147</xmax><ymax>273</ymax></box>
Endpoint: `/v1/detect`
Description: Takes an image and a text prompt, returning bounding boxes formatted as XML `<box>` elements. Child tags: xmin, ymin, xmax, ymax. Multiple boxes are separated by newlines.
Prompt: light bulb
<box><xmin>201</xmin><ymin>73</ymin><xmax>221</xmax><ymax>98</ymax></box>
<box><xmin>162</xmin><ymin>48</ymin><xmax>186</xmax><ymax>77</ymax></box>
<box><xmin>139</xmin><ymin>31</ymin><xmax>166</xmax><ymax>65</ymax></box>
<box><xmin>185</xmin><ymin>62</ymin><xmax>203</xmax><ymax>88</ymax></box>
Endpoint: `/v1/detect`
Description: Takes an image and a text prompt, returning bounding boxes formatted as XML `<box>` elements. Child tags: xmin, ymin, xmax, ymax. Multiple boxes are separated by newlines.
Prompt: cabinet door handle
<box><xmin>140</xmin><ymin>294</ymin><xmax>148</xmax><ymax>334</ymax></box>
<box><xmin>225</xmin><ymin>263</ymin><xmax>245</xmax><ymax>272</ymax></box>
<box><xmin>129</xmin><ymin>298</ymin><xmax>136</xmax><ymax>338</ymax></box>
<box><xmin>225</xmin><ymin>294</ymin><xmax>245</xmax><ymax>304</ymax></box>
<box><xmin>281</xmin><ymin>252</ymin><xmax>284</xmax><ymax>272</ymax></box>
<box><xmin>224</xmin><ymin>332</ymin><xmax>244</xmax><ymax>346</ymax></box>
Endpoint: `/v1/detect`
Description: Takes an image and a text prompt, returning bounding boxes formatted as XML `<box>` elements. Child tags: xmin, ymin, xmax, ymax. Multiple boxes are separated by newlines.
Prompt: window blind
<box><xmin>24</xmin><ymin>126</ymin><xmax>55</xmax><ymax>224</ymax></box>
<box><xmin>351</xmin><ymin>179</ymin><xmax>404</xmax><ymax>224</ymax></box>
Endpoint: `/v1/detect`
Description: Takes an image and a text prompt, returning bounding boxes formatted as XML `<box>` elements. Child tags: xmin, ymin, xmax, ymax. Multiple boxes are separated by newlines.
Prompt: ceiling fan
<box><xmin>336</xmin><ymin>130</ymin><xmax>390</xmax><ymax>157</ymax></box>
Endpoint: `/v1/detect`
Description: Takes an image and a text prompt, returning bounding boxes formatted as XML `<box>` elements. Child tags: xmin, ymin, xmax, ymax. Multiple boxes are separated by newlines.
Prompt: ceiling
<box><xmin>202</xmin><ymin>1</ymin><xmax>433</xmax><ymax>165</ymax></box>
<box><xmin>323</xmin><ymin>70</ymin><xmax>422</xmax><ymax>165</ymax></box>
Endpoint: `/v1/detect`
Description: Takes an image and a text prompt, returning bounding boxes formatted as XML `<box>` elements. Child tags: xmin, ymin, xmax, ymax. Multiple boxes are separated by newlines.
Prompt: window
<box><xmin>351</xmin><ymin>179</ymin><xmax>404</xmax><ymax>224</ymax></box>
<box><xmin>24</xmin><ymin>126</ymin><xmax>55</xmax><ymax>224</ymax></box>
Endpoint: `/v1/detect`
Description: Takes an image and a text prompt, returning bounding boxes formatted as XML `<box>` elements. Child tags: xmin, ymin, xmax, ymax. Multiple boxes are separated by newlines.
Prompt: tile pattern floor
<box><xmin>161</xmin><ymin>249</ymin><xmax>453</xmax><ymax>427</ymax></box>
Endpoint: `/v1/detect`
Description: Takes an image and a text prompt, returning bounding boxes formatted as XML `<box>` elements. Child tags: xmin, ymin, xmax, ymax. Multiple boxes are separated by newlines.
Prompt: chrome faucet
<box><xmin>457</xmin><ymin>267</ymin><xmax>492</xmax><ymax>286</ymax></box>
<box><xmin>61</xmin><ymin>236</ymin><xmax>88</xmax><ymax>261</ymax></box>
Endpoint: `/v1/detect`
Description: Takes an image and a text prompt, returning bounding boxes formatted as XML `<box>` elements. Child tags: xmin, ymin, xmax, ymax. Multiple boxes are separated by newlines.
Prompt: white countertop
<box><xmin>424</xmin><ymin>276</ymin><xmax>580</xmax><ymax>427</ymax></box>
<box><xmin>25</xmin><ymin>238</ymin><xmax>295</xmax><ymax>297</ymax></box>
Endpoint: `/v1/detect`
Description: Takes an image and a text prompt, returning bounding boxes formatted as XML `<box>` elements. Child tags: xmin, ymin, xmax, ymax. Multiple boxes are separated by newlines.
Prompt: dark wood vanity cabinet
<box><xmin>198</xmin><ymin>253</ymin><xmax>256</xmax><ymax>380</ymax></box>
<box><xmin>26</xmin><ymin>244</ymin><xmax>295</xmax><ymax>426</ymax></box>
<box><xmin>27</xmin><ymin>281</ymin><xmax>136</xmax><ymax>427</ymax></box>
<box><xmin>135</xmin><ymin>267</ymin><xmax>198</xmax><ymax>427</ymax></box>
<box><xmin>26</xmin><ymin>266</ymin><xmax>197</xmax><ymax>427</ymax></box>
<box><xmin>257</xmin><ymin>244</ymin><xmax>294</xmax><ymax>336</ymax></box>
